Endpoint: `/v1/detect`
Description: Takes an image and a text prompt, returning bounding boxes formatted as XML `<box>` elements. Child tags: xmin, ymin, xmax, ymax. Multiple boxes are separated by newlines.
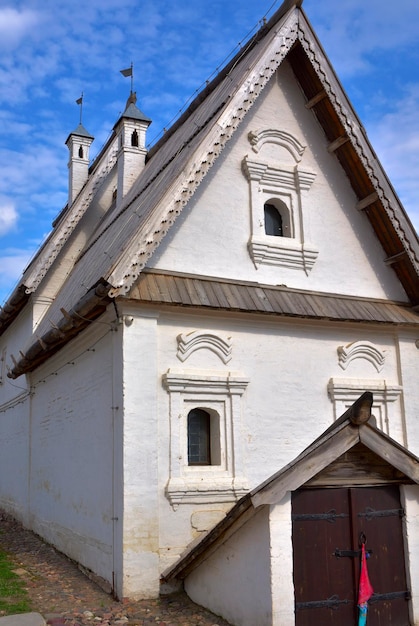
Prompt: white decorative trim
<box><xmin>248</xmin><ymin>129</ymin><xmax>306</xmax><ymax>161</ymax></box>
<box><xmin>24</xmin><ymin>140</ymin><xmax>119</xmax><ymax>293</ymax></box>
<box><xmin>242</xmin><ymin>157</ymin><xmax>316</xmax><ymax>192</ymax></box>
<box><xmin>338</xmin><ymin>341</ymin><xmax>386</xmax><ymax>372</ymax></box>
<box><xmin>242</xmin><ymin>146</ymin><xmax>317</xmax><ymax>272</ymax></box>
<box><xmin>248</xmin><ymin>236</ymin><xmax>318</xmax><ymax>270</ymax></box>
<box><xmin>176</xmin><ymin>331</ymin><xmax>232</xmax><ymax>364</ymax></box>
<box><xmin>107</xmin><ymin>11</ymin><xmax>301</xmax><ymax>295</ymax></box>
<box><xmin>328</xmin><ymin>378</ymin><xmax>402</xmax><ymax>436</ymax></box>
<box><xmin>163</xmin><ymin>369</ymin><xmax>249</xmax><ymax>506</ymax></box>
<box><xmin>297</xmin><ymin>20</ymin><xmax>419</xmax><ymax>274</ymax></box>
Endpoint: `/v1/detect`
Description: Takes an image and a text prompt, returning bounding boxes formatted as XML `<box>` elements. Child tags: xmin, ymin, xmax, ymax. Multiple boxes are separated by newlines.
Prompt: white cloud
<box><xmin>366</xmin><ymin>86</ymin><xmax>419</xmax><ymax>233</ymax></box>
<box><xmin>0</xmin><ymin>247</ymin><xmax>36</xmax><ymax>305</ymax></box>
<box><xmin>0</xmin><ymin>203</ymin><xmax>18</xmax><ymax>236</ymax></box>
<box><xmin>305</xmin><ymin>0</ymin><xmax>419</xmax><ymax>78</ymax></box>
<box><xmin>0</xmin><ymin>7</ymin><xmax>39</xmax><ymax>49</ymax></box>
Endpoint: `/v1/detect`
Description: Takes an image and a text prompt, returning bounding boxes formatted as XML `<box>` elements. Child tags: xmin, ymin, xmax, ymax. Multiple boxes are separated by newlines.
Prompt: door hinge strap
<box><xmin>296</xmin><ymin>595</ymin><xmax>349</xmax><ymax>611</ymax></box>
<box><xmin>358</xmin><ymin>507</ymin><xmax>404</xmax><ymax>520</ymax></box>
<box><xmin>369</xmin><ymin>590</ymin><xmax>410</xmax><ymax>603</ymax></box>
<box><xmin>292</xmin><ymin>509</ymin><xmax>349</xmax><ymax>523</ymax></box>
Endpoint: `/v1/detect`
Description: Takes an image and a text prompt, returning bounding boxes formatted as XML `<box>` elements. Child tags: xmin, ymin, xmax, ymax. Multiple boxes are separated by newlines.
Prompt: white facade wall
<box><xmin>0</xmin><ymin>307</ymin><xmax>33</xmax><ymax>520</ymax></box>
<box><xmin>269</xmin><ymin>495</ymin><xmax>294</xmax><ymax>626</ymax></box>
<box><xmin>401</xmin><ymin>485</ymin><xmax>419</xmax><ymax>625</ymax></box>
<box><xmin>120</xmin><ymin>311</ymin><xmax>160</xmax><ymax>599</ymax></box>
<box><xmin>185</xmin><ymin>507</ymin><xmax>272</xmax><ymax>626</ymax></box>
<box><xmin>152</xmin><ymin>60</ymin><xmax>407</xmax><ymax>303</ymax></box>
<box><xmin>3</xmin><ymin>316</ymin><xmax>118</xmax><ymax>587</ymax></box>
<box><xmin>114</xmin><ymin>302</ymin><xmax>417</xmax><ymax>598</ymax></box>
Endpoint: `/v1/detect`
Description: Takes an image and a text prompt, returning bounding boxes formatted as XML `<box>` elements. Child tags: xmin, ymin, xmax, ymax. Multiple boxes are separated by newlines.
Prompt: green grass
<box><xmin>0</xmin><ymin>549</ymin><xmax>31</xmax><ymax>615</ymax></box>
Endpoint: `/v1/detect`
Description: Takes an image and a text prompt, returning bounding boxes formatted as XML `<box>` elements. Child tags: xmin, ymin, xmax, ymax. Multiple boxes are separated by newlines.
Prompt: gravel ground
<box><xmin>0</xmin><ymin>512</ymin><xmax>232</xmax><ymax>626</ymax></box>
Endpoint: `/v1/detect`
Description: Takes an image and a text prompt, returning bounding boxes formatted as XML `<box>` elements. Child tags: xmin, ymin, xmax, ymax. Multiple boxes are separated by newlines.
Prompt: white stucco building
<box><xmin>1</xmin><ymin>1</ymin><xmax>418</xmax><ymax>624</ymax></box>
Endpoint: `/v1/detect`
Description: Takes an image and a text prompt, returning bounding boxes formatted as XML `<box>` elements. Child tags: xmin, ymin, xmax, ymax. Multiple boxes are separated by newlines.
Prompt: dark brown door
<box><xmin>292</xmin><ymin>486</ymin><xmax>410</xmax><ymax>625</ymax></box>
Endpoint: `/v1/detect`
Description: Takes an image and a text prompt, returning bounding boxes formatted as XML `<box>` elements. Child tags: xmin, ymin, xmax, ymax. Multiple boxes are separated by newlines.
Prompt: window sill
<box><xmin>249</xmin><ymin>235</ymin><xmax>318</xmax><ymax>272</ymax></box>
<box><xmin>166</xmin><ymin>476</ymin><xmax>249</xmax><ymax>506</ymax></box>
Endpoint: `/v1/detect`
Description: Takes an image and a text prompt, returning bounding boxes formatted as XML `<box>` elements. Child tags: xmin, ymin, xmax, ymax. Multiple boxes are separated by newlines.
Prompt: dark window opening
<box><xmin>131</xmin><ymin>130</ymin><xmax>139</xmax><ymax>147</ymax></box>
<box><xmin>264</xmin><ymin>203</ymin><xmax>283</xmax><ymax>236</ymax></box>
<box><xmin>78</xmin><ymin>145</ymin><xmax>84</xmax><ymax>158</ymax></box>
<box><xmin>188</xmin><ymin>408</ymin><xmax>211</xmax><ymax>465</ymax></box>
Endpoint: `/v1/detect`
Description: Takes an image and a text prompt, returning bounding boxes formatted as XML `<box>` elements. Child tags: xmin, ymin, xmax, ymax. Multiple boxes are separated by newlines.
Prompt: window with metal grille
<box><xmin>187</xmin><ymin>408</ymin><xmax>211</xmax><ymax>465</ymax></box>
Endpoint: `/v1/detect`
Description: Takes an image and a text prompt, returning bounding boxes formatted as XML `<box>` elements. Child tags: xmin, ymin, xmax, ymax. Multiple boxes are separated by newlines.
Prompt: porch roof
<box><xmin>162</xmin><ymin>392</ymin><xmax>419</xmax><ymax>582</ymax></box>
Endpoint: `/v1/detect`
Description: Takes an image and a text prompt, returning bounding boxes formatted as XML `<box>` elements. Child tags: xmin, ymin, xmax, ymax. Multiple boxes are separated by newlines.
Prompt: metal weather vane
<box><xmin>75</xmin><ymin>92</ymin><xmax>83</xmax><ymax>124</ymax></box>
<box><xmin>120</xmin><ymin>63</ymin><xmax>134</xmax><ymax>94</ymax></box>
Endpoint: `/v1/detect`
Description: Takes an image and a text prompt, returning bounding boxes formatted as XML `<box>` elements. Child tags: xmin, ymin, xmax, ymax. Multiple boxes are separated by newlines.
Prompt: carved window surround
<box><xmin>163</xmin><ymin>369</ymin><xmax>249</xmax><ymax>506</ymax></box>
<box><xmin>242</xmin><ymin>138</ymin><xmax>317</xmax><ymax>273</ymax></box>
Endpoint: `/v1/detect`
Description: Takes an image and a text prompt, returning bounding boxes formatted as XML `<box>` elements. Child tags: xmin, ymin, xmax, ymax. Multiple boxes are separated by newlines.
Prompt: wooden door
<box><xmin>292</xmin><ymin>486</ymin><xmax>410</xmax><ymax>625</ymax></box>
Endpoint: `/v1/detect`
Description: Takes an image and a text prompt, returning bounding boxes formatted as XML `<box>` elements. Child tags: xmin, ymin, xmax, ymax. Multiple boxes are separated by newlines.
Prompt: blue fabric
<box><xmin>358</xmin><ymin>602</ymin><xmax>368</xmax><ymax>626</ymax></box>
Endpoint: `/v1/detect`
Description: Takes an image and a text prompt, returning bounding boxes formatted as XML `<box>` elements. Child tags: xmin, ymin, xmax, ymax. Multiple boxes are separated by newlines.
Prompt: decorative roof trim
<box><xmin>22</xmin><ymin>139</ymin><xmax>119</xmax><ymax>294</ymax></box>
<box><xmin>297</xmin><ymin>16</ymin><xmax>419</xmax><ymax>274</ymax></box>
<box><xmin>106</xmin><ymin>10</ymin><xmax>300</xmax><ymax>296</ymax></box>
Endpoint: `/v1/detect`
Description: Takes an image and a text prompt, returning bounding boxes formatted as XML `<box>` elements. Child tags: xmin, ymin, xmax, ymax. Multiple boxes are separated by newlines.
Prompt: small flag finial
<box><xmin>120</xmin><ymin>63</ymin><xmax>134</xmax><ymax>94</ymax></box>
<box><xmin>76</xmin><ymin>93</ymin><xmax>83</xmax><ymax>124</ymax></box>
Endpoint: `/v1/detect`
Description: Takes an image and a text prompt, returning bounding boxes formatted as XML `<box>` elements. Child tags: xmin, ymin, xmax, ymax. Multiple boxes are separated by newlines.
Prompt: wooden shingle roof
<box><xmin>3</xmin><ymin>0</ymin><xmax>419</xmax><ymax>377</ymax></box>
<box><xmin>130</xmin><ymin>271</ymin><xmax>419</xmax><ymax>325</ymax></box>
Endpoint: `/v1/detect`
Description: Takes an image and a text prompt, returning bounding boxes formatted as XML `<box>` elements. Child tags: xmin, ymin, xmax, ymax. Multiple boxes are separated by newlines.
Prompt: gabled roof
<box><xmin>3</xmin><ymin>0</ymin><xmax>419</xmax><ymax>376</ymax></box>
<box><xmin>162</xmin><ymin>392</ymin><xmax>419</xmax><ymax>582</ymax></box>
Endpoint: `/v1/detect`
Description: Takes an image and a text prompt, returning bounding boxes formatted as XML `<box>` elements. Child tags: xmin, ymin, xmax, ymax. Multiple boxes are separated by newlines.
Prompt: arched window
<box><xmin>187</xmin><ymin>408</ymin><xmax>211</xmax><ymax>465</ymax></box>
<box><xmin>131</xmin><ymin>130</ymin><xmax>139</xmax><ymax>147</ymax></box>
<box><xmin>264</xmin><ymin>203</ymin><xmax>283</xmax><ymax>236</ymax></box>
<box><xmin>78</xmin><ymin>145</ymin><xmax>84</xmax><ymax>158</ymax></box>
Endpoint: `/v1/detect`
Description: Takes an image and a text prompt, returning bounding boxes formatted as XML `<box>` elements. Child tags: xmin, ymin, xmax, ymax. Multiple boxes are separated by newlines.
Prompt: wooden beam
<box><xmin>360</xmin><ymin>427</ymin><xmax>419</xmax><ymax>483</ymax></box>
<box><xmin>305</xmin><ymin>90</ymin><xmax>327</xmax><ymax>109</ymax></box>
<box><xmin>385</xmin><ymin>251</ymin><xmax>408</xmax><ymax>266</ymax></box>
<box><xmin>357</xmin><ymin>192</ymin><xmax>379</xmax><ymax>211</ymax></box>
<box><xmin>328</xmin><ymin>135</ymin><xmax>350</xmax><ymax>153</ymax></box>
<box><xmin>251</xmin><ymin>427</ymin><xmax>360</xmax><ymax>507</ymax></box>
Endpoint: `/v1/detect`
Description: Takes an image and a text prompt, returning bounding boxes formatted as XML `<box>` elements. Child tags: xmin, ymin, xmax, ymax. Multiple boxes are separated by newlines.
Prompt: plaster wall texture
<box><xmin>120</xmin><ymin>312</ymin><xmax>160</xmax><ymax>598</ymax></box>
<box><xmin>0</xmin><ymin>309</ymin><xmax>32</xmax><ymax>520</ymax></box>
<box><xmin>401</xmin><ymin>485</ymin><xmax>419</xmax><ymax>625</ymax></box>
<box><xmin>23</xmin><ymin>323</ymin><xmax>116</xmax><ymax>584</ymax></box>
<box><xmin>397</xmin><ymin>334</ymin><xmax>419</xmax><ymax>455</ymax></box>
<box><xmin>0</xmin><ymin>307</ymin><xmax>32</xmax><ymax>404</ymax></box>
<box><xmin>151</xmin><ymin>61</ymin><xmax>407</xmax><ymax>303</ymax></box>
<box><xmin>269</xmin><ymin>495</ymin><xmax>294</xmax><ymax>626</ymax></box>
<box><xmin>185</xmin><ymin>507</ymin><xmax>272</xmax><ymax>626</ymax></box>
<box><xmin>113</xmin><ymin>305</ymin><xmax>414</xmax><ymax>586</ymax></box>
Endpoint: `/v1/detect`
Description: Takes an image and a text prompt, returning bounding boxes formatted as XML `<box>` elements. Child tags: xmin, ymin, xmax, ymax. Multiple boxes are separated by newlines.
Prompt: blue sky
<box><xmin>1</xmin><ymin>0</ymin><xmax>418</xmax><ymax>305</ymax></box>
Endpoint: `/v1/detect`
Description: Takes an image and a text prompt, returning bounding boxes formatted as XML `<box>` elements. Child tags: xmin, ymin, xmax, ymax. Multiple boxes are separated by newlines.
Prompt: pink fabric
<box><xmin>358</xmin><ymin>543</ymin><xmax>374</xmax><ymax>605</ymax></box>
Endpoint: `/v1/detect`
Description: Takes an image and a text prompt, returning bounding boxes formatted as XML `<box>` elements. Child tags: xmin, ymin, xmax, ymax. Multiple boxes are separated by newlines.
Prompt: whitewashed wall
<box><xmin>152</xmin><ymin>60</ymin><xmax>407</xmax><ymax>303</ymax></box>
<box><xmin>117</xmin><ymin>302</ymin><xmax>416</xmax><ymax>599</ymax></box>
<box><xmin>0</xmin><ymin>307</ymin><xmax>33</xmax><ymax>520</ymax></box>
<box><xmin>185</xmin><ymin>507</ymin><xmax>272</xmax><ymax>626</ymax></box>
<box><xmin>24</xmin><ymin>317</ymin><xmax>117</xmax><ymax>586</ymax></box>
